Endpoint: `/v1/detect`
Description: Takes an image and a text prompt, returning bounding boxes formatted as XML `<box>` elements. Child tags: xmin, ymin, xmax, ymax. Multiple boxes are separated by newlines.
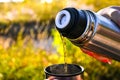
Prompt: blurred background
<box><xmin>0</xmin><ymin>0</ymin><xmax>120</xmax><ymax>80</ymax></box>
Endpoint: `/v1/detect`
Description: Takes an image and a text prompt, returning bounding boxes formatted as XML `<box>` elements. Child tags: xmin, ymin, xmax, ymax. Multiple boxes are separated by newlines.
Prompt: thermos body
<box><xmin>55</xmin><ymin>8</ymin><xmax>120</xmax><ymax>61</ymax></box>
<box><xmin>78</xmin><ymin>10</ymin><xmax>120</xmax><ymax>61</ymax></box>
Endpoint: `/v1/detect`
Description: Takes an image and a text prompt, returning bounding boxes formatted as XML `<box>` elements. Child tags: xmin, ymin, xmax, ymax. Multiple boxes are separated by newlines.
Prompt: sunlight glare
<box><xmin>41</xmin><ymin>0</ymin><xmax>53</xmax><ymax>3</ymax></box>
<box><xmin>0</xmin><ymin>0</ymin><xmax>24</xmax><ymax>3</ymax></box>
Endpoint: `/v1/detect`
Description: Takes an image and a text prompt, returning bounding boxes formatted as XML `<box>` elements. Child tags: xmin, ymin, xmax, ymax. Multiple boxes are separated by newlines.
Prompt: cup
<box><xmin>44</xmin><ymin>64</ymin><xmax>84</xmax><ymax>80</ymax></box>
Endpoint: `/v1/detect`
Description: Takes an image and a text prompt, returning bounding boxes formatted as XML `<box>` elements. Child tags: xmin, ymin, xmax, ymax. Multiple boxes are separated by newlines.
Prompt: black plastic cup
<box><xmin>44</xmin><ymin>64</ymin><xmax>84</xmax><ymax>80</ymax></box>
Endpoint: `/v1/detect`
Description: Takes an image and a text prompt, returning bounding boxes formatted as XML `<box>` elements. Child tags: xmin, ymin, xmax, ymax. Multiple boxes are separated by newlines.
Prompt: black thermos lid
<box><xmin>55</xmin><ymin>8</ymin><xmax>87</xmax><ymax>39</ymax></box>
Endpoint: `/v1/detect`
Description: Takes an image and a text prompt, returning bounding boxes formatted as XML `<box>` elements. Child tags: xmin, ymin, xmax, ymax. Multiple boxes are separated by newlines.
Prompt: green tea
<box><xmin>60</xmin><ymin>34</ymin><xmax>68</xmax><ymax>73</ymax></box>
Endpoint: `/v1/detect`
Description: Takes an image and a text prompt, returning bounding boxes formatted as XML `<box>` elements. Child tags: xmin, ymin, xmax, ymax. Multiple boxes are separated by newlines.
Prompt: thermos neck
<box><xmin>55</xmin><ymin>8</ymin><xmax>88</xmax><ymax>39</ymax></box>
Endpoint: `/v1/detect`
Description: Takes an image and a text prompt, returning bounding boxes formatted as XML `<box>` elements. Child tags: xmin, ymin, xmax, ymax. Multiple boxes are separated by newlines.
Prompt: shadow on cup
<box><xmin>44</xmin><ymin>64</ymin><xmax>84</xmax><ymax>80</ymax></box>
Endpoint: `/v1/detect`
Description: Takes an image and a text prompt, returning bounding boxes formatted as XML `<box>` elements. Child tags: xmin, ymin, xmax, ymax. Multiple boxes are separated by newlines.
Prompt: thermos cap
<box><xmin>55</xmin><ymin>8</ymin><xmax>87</xmax><ymax>39</ymax></box>
<box><xmin>55</xmin><ymin>10</ymin><xmax>71</xmax><ymax>29</ymax></box>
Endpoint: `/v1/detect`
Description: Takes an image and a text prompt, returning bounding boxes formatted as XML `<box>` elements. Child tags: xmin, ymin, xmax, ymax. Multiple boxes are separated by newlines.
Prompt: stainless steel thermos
<box><xmin>55</xmin><ymin>8</ymin><xmax>120</xmax><ymax>62</ymax></box>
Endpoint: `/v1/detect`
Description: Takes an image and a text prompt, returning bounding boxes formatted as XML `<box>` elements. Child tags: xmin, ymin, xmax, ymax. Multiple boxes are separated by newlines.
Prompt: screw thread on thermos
<box><xmin>55</xmin><ymin>7</ymin><xmax>120</xmax><ymax>62</ymax></box>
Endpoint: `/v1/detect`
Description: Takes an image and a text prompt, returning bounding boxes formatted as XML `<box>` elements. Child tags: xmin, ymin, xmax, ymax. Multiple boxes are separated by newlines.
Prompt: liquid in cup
<box><xmin>44</xmin><ymin>64</ymin><xmax>84</xmax><ymax>80</ymax></box>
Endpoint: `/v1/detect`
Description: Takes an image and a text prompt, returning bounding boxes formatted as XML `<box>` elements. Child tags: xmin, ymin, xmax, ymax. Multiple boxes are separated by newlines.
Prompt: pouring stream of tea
<box><xmin>60</xmin><ymin>34</ymin><xmax>68</xmax><ymax>73</ymax></box>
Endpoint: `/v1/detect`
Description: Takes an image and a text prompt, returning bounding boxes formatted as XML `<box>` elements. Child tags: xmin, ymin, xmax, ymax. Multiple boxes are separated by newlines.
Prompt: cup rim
<box><xmin>44</xmin><ymin>64</ymin><xmax>84</xmax><ymax>77</ymax></box>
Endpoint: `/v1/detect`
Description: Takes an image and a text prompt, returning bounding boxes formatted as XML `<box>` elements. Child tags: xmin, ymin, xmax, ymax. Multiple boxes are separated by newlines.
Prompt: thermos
<box><xmin>55</xmin><ymin>8</ymin><xmax>120</xmax><ymax>62</ymax></box>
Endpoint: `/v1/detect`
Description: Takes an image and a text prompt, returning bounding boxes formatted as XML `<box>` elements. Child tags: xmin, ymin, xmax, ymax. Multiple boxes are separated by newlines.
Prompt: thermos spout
<box><xmin>55</xmin><ymin>10</ymin><xmax>71</xmax><ymax>29</ymax></box>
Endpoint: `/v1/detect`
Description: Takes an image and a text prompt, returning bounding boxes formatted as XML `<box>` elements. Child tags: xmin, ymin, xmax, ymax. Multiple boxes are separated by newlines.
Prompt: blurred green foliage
<box><xmin>0</xmin><ymin>0</ymin><xmax>120</xmax><ymax>80</ymax></box>
<box><xmin>0</xmin><ymin>32</ymin><xmax>60</xmax><ymax>80</ymax></box>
